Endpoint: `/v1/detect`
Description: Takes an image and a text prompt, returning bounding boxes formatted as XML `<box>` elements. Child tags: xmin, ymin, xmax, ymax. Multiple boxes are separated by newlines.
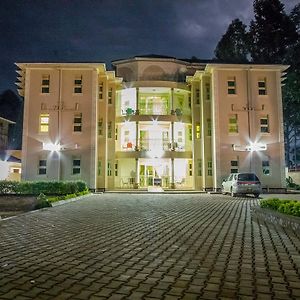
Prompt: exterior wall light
<box><xmin>246</xmin><ymin>143</ymin><xmax>267</xmax><ymax>152</ymax></box>
<box><xmin>43</xmin><ymin>143</ymin><xmax>61</xmax><ymax>152</ymax></box>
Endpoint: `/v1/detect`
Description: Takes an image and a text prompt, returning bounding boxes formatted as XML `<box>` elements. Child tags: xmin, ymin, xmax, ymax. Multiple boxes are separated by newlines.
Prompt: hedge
<box><xmin>260</xmin><ymin>198</ymin><xmax>300</xmax><ymax>217</ymax></box>
<box><xmin>0</xmin><ymin>180</ymin><xmax>88</xmax><ymax>196</ymax></box>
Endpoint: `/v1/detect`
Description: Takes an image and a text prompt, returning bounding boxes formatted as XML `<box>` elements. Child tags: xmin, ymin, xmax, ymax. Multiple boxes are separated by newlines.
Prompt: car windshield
<box><xmin>238</xmin><ymin>173</ymin><xmax>259</xmax><ymax>181</ymax></box>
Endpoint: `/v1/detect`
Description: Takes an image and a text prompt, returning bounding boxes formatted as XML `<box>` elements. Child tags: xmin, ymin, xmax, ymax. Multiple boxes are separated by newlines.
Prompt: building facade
<box><xmin>16</xmin><ymin>57</ymin><xmax>287</xmax><ymax>191</ymax></box>
<box><xmin>0</xmin><ymin>116</ymin><xmax>15</xmax><ymax>150</ymax></box>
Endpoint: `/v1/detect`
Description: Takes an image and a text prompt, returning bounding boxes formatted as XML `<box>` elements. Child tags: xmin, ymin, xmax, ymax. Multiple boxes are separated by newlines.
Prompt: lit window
<box><xmin>227</xmin><ymin>77</ymin><xmax>236</xmax><ymax>94</ymax></box>
<box><xmin>262</xmin><ymin>160</ymin><xmax>270</xmax><ymax>175</ymax></box>
<box><xmin>107</xmin><ymin>121</ymin><xmax>112</xmax><ymax>138</ymax></box>
<box><xmin>41</xmin><ymin>75</ymin><xmax>50</xmax><ymax>94</ymax></box>
<box><xmin>207</xmin><ymin>161</ymin><xmax>213</xmax><ymax>176</ymax></box>
<box><xmin>205</xmin><ymin>83</ymin><xmax>210</xmax><ymax>101</ymax></box>
<box><xmin>98</xmin><ymin>160</ymin><xmax>102</xmax><ymax>176</ymax></box>
<box><xmin>74</xmin><ymin>75</ymin><xmax>82</xmax><ymax>93</ymax></box>
<box><xmin>230</xmin><ymin>160</ymin><xmax>239</xmax><ymax>173</ymax></box>
<box><xmin>260</xmin><ymin>116</ymin><xmax>269</xmax><ymax>133</ymax></box>
<box><xmin>115</xmin><ymin>161</ymin><xmax>118</xmax><ymax>176</ymax></box>
<box><xmin>40</xmin><ymin>114</ymin><xmax>49</xmax><ymax>132</ymax></box>
<box><xmin>72</xmin><ymin>159</ymin><xmax>81</xmax><ymax>174</ymax></box>
<box><xmin>107</xmin><ymin>161</ymin><xmax>112</xmax><ymax>176</ymax></box>
<box><xmin>195</xmin><ymin>88</ymin><xmax>200</xmax><ymax>104</ymax></box>
<box><xmin>197</xmin><ymin>159</ymin><xmax>202</xmax><ymax>176</ymax></box>
<box><xmin>228</xmin><ymin>114</ymin><xmax>238</xmax><ymax>133</ymax></box>
<box><xmin>73</xmin><ymin>113</ymin><xmax>82</xmax><ymax>132</ymax></box>
<box><xmin>108</xmin><ymin>87</ymin><xmax>113</xmax><ymax>104</ymax></box>
<box><xmin>207</xmin><ymin>119</ymin><xmax>211</xmax><ymax>136</ymax></box>
<box><xmin>196</xmin><ymin>124</ymin><xmax>200</xmax><ymax>139</ymax></box>
<box><xmin>258</xmin><ymin>79</ymin><xmax>267</xmax><ymax>95</ymax></box>
<box><xmin>38</xmin><ymin>159</ymin><xmax>47</xmax><ymax>175</ymax></box>
<box><xmin>98</xmin><ymin>118</ymin><xmax>103</xmax><ymax>136</ymax></box>
<box><xmin>99</xmin><ymin>82</ymin><xmax>103</xmax><ymax>100</ymax></box>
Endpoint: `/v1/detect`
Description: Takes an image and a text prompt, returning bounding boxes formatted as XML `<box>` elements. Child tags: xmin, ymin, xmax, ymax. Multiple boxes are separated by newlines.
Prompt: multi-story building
<box><xmin>0</xmin><ymin>116</ymin><xmax>15</xmax><ymax>150</ymax></box>
<box><xmin>16</xmin><ymin>56</ymin><xmax>287</xmax><ymax>191</ymax></box>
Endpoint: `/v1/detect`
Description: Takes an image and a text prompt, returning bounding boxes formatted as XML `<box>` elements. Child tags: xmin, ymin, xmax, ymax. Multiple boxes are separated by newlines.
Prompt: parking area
<box><xmin>0</xmin><ymin>193</ymin><xmax>300</xmax><ymax>299</ymax></box>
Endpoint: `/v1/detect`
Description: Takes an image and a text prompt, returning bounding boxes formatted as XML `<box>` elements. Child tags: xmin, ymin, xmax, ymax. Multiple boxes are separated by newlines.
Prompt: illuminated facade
<box><xmin>16</xmin><ymin>57</ymin><xmax>287</xmax><ymax>191</ymax></box>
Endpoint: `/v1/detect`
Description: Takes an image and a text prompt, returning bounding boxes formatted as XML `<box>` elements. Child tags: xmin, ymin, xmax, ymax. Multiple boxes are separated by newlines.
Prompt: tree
<box><xmin>249</xmin><ymin>0</ymin><xmax>298</xmax><ymax>63</ymax></box>
<box><xmin>214</xmin><ymin>19</ymin><xmax>249</xmax><ymax>63</ymax></box>
<box><xmin>290</xmin><ymin>3</ymin><xmax>300</xmax><ymax>34</ymax></box>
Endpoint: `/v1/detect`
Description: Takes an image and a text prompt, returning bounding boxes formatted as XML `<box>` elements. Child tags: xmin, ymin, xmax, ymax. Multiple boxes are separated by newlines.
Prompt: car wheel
<box><xmin>231</xmin><ymin>188</ymin><xmax>236</xmax><ymax>197</ymax></box>
<box><xmin>221</xmin><ymin>186</ymin><xmax>226</xmax><ymax>195</ymax></box>
<box><xmin>253</xmin><ymin>193</ymin><xmax>259</xmax><ymax>198</ymax></box>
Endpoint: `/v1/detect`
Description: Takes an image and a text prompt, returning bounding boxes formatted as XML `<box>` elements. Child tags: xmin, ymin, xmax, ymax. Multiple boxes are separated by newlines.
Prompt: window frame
<box><xmin>39</xmin><ymin>113</ymin><xmax>49</xmax><ymax>133</ymax></box>
<box><xmin>72</xmin><ymin>158</ymin><xmax>81</xmax><ymax>175</ymax></box>
<box><xmin>227</xmin><ymin>77</ymin><xmax>236</xmax><ymax>95</ymax></box>
<box><xmin>38</xmin><ymin>159</ymin><xmax>47</xmax><ymax>175</ymax></box>
<box><xmin>74</xmin><ymin>75</ymin><xmax>83</xmax><ymax>94</ymax></box>
<box><xmin>73</xmin><ymin>113</ymin><xmax>82</xmax><ymax>133</ymax></box>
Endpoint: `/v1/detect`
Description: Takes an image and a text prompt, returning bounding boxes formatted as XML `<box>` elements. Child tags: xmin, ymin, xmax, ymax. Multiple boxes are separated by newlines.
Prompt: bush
<box><xmin>47</xmin><ymin>190</ymin><xmax>89</xmax><ymax>203</ymax></box>
<box><xmin>35</xmin><ymin>193</ymin><xmax>52</xmax><ymax>209</ymax></box>
<box><xmin>260</xmin><ymin>198</ymin><xmax>300</xmax><ymax>217</ymax></box>
<box><xmin>286</xmin><ymin>177</ymin><xmax>300</xmax><ymax>190</ymax></box>
<box><xmin>0</xmin><ymin>180</ymin><xmax>89</xmax><ymax>195</ymax></box>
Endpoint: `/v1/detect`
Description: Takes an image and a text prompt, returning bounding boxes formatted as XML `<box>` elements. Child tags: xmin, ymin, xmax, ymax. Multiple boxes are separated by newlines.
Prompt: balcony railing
<box><xmin>119</xmin><ymin>107</ymin><xmax>191</xmax><ymax>116</ymax></box>
<box><xmin>118</xmin><ymin>139</ymin><xmax>190</xmax><ymax>152</ymax></box>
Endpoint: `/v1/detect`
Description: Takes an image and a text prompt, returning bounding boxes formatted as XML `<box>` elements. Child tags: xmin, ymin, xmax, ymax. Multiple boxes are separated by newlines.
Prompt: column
<box><xmin>134</xmin><ymin>158</ymin><xmax>139</xmax><ymax>189</ymax></box>
<box><xmin>171</xmin><ymin>87</ymin><xmax>175</xmax><ymax>115</ymax></box>
<box><xmin>135</xmin><ymin>121</ymin><xmax>139</xmax><ymax>151</ymax></box>
<box><xmin>135</xmin><ymin>87</ymin><xmax>139</xmax><ymax>115</ymax></box>
<box><xmin>171</xmin><ymin>158</ymin><xmax>175</xmax><ymax>189</ymax></box>
<box><xmin>171</xmin><ymin>121</ymin><xmax>174</xmax><ymax>150</ymax></box>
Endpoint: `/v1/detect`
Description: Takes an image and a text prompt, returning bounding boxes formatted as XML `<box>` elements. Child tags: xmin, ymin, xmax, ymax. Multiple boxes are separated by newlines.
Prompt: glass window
<box><xmin>188</xmin><ymin>125</ymin><xmax>192</xmax><ymax>141</ymax></box>
<box><xmin>197</xmin><ymin>159</ymin><xmax>202</xmax><ymax>176</ymax></box>
<box><xmin>229</xmin><ymin>114</ymin><xmax>238</xmax><ymax>133</ymax></box>
<box><xmin>73</xmin><ymin>113</ymin><xmax>82</xmax><ymax>132</ymax></box>
<box><xmin>196</xmin><ymin>124</ymin><xmax>200</xmax><ymax>139</ymax></box>
<box><xmin>74</xmin><ymin>75</ymin><xmax>82</xmax><ymax>93</ymax></box>
<box><xmin>258</xmin><ymin>79</ymin><xmax>267</xmax><ymax>95</ymax></box>
<box><xmin>40</xmin><ymin>114</ymin><xmax>49</xmax><ymax>132</ymax></box>
<box><xmin>108</xmin><ymin>87</ymin><xmax>113</xmax><ymax>104</ymax></box>
<box><xmin>99</xmin><ymin>82</ymin><xmax>103</xmax><ymax>100</ymax></box>
<box><xmin>207</xmin><ymin>161</ymin><xmax>213</xmax><ymax>176</ymax></box>
<box><xmin>41</xmin><ymin>75</ymin><xmax>50</xmax><ymax>94</ymax></box>
<box><xmin>98</xmin><ymin>160</ymin><xmax>102</xmax><ymax>176</ymax></box>
<box><xmin>189</xmin><ymin>160</ymin><xmax>193</xmax><ymax>176</ymax></box>
<box><xmin>107</xmin><ymin>121</ymin><xmax>112</xmax><ymax>138</ymax></box>
<box><xmin>260</xmin><ymin>116</ymin><xmax>269</xmax><ymax>133</ymax></box>
<box><xmin>262</xmin><ymin>160</ymin><xmax>270</xmax><ymax>175</ymax></box>
<box><xmin>205</xmin><ymin>83</ymin><xmax>210</xmax><ymax>101</ymax></box>
<box><xmin>107</xmin><ymin>161</ymin><xmax>112</xmax><ymax>176</ymax></box>
<box><xmin>230</xmin><ymin>160</ymin><xmax>239</xmax><ymax>173</ymax></box>
<box><xmin>195</xmin><ymin>88</ymin><xmax>200</xmax><ymax>104</ymax></box>
<box><xmin>38</xmin><ymin>159</ymin><xmax>47</xmax><ymax>175</ymax></box>
<box><xmin>73</xmin><ymin>159</ymin><xmax>81</xmax><ymax>174</ymax></box>
<box><xmin>98</xmin><ymin>118</ymin><xmax>103</xmax><ymax>136</ymax></box>
<box><xmin>115</xmin><ymin>161</ymin><xmax>118</xmax><ymax>176</ymax></box>
<box><xmin>227</xmin><ymin>77</ymin><xmax>236</xmax><ymax>94</ymax></box>
<box><xmin>207</xmin><ymin>119</ymin><xmax>211</xmax><ymax>136</ymax></box>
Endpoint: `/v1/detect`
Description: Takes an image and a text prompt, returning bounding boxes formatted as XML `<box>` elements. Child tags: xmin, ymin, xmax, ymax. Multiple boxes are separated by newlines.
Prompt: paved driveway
<box><xmin>0</xmin><ymin>194</ymin><xmax>299</xmax><ymax>299</ymax></box>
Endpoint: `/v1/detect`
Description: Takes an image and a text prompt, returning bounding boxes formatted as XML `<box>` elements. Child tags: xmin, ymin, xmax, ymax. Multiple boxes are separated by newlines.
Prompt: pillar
<box><xmin>171</xmin><ymin>158</ymin><xmax>175</xmax><ymax>189</ymax></box>
<box><xmin>134</xmin><ymin>158</ymin><xmax>139</xmax><ymax>189</ymax></box>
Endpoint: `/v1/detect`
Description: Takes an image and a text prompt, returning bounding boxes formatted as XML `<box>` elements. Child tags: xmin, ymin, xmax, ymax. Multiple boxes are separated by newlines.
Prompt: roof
<box><xmin>0</xmin><ymin>116</ymin><xmax>15</xmax><ymax>124</ymax></box>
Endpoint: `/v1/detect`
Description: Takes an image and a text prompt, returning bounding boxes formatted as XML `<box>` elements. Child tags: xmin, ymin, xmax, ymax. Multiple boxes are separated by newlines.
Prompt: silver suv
<box><xmin>222</xmin><ymin>172</ymin><xmax>262</xmax><ymax>197</ymax></box>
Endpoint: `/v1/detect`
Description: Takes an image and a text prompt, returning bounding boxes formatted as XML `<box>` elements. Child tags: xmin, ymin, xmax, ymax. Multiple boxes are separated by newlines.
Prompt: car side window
<box><xmin>228</xmin><ymin>174</ymin><xmax>233</xmax><ymax>181</ymax></box>
<box><xmin>234</xmin><ymin>174</ymin><xmax>237</xmax><ymax>180</ymax></box>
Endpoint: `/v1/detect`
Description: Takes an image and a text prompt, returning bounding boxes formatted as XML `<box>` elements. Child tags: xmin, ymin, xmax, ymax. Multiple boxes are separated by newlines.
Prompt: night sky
<box><xmin>1</xmin><ymin>0</ymin><xmax>298</xmax><ymax>94</ymax></box>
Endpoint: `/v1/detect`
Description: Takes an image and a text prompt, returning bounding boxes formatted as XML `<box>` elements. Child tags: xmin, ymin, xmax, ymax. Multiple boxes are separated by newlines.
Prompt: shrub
<box><xmin>35</xmin><ymin>193</ymin><xmax>52</xmax><ymax>209</ymax></box>
<box><xmin>260</xmin><ymin>198</ymin><xmax>300</xmax><ymax>217</ymax></box>
<box><xmin>0</xmin><ymin>180</ymin><xmax>89</xmax><ymax>196</ymax></box>
<box><xmin>47</xmin><ymin>190</ymin><xmax>89</xmax><ymax>203</ymax></box>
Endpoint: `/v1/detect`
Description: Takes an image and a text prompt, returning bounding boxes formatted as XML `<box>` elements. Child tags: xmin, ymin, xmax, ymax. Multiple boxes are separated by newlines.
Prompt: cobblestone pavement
<box><xmin>0</xmin><ymin>194</ymin><xmax>300</xmax><ymax>300</ymax></box>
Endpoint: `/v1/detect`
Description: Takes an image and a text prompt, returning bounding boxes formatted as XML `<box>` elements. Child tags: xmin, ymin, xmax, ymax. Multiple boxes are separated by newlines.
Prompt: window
<box><xmin>41</xmin><ymin>75</ymin><xmax>50</xmax><ymax>93</ymax></box>
<box><xmin>107</xmin><ymin>161</ymin><xmax>112</xmax><ymax>176</ymax></box>
<box><xmin>107</xmin><ymin>121</ymin><xmax>112</xmax><ymax>138</ymax></box>
<box><xmin>262</xmin><ymin>160</ymin><xmax>270</xmax><ymax>175</ymax></box>
<box><xmin>73</xmin><ymin>159</ymin><xmax>81</xmax><ymax>174</ymax></box>
<box><xmin>230</xmin><ymin>160</ymin><xmax>239</xmax><ymax>173</ymax></box>
<box><xmin>73</xmin><ymin>113</ymin><xmax>82</xmax><ymax>132</ymax></box>
<box><xmin>207</xmin><ymin>161</ymin><xmax>213</xmax><ymax>176</ymax></box>
<box><xmin>115</xmin><ymin>126</ymin><xmax>118</xmax><ymax>140</ymax></box>
<box><xmin>188</xmin><ymin>94</ymin><xmax>191</xmax><ymax>108</ymax></box>
<box><xmin>189</xmin><ymin>160</ymin><xmax>193</xmax><ymax>176</ymax></box>
<box><xmin>99</xmin><ymin>82</ymin><xmax>103</xmax><ymax>100</ymax></box>
<box><xmin>207</xmin><ymin>119</ymin><xmax>211</xmax><ymax>136</ymax></box>
<box><xmin>260</xmin><ymin>116</ymin><xmax>269</xmax><ymax>133</ymax></box>
<box><xmin>40</xmin><ymin>114</ymin><xmax>49</xmax><ymax>132</ymax></box>
<box><xmin>188</xmin><ymin>125</ymin><xmax>192</xmax><ymax>141</ymax></box>
<box><xmin>205</xmin><ymin>83</ymin><xmax>210</xmax><ymax>101</ymax></box>
<box><xmin>195</xmin><ymin>88</ymin><xmax>200</xmax><ymax>104</ymax></box>
<box><xmin>74</xmin><ymin>75</ymin><xmax>82</xmax><ymax>93</ymax></box>
<box><xmin>108</xmin><ymin>87</ymin><xmax>113</xmax><ymax>104</ymax></box>
<box><xmin>228</xmin><ymin>114</ymin><xmax>238</xmax><ymax>133</ymax></box>
<box><xmin>38</xmin><ymin>159</ymin><xmax>47</xmax><ymax>175</ymax></box>
<box><xmin>98</xmin><ymin>118</ymin><xmax>103</xmax><ymax>136</ymax></box>
<box><xmin>115</xmin><ymin>161</ymin><xmax>118</xmax><ymax>176</ymax></box>
<box><xmin>196</xmin><ymin>124</ymin><xmax>200</xmax><ymax>139</ymax></box>
<box><xmin>197</xmin><ymin>159</ymin><xmax>202</xmax><ymax>176</ymax></box>
<box><xmin>227</xmin><ymin>77</ymin><xmax>236</xmax><ymax>94</ymax></box>
<box><xmin>258</xmin><ymin>79</ymin><xmax>267</xmax><ymax>95</ymax></box>
<box><xmin>98</xmin><ymin>160</ymin><xmax>102</xmax><ymax>176</ymax></box>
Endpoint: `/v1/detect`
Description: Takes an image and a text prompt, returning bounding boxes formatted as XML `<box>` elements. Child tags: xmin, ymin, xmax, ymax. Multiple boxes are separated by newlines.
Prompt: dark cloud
<box><xmin>0</xmin><ymin>0</ymin><xmax>298</xmax><ymax>94</ymax></box>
